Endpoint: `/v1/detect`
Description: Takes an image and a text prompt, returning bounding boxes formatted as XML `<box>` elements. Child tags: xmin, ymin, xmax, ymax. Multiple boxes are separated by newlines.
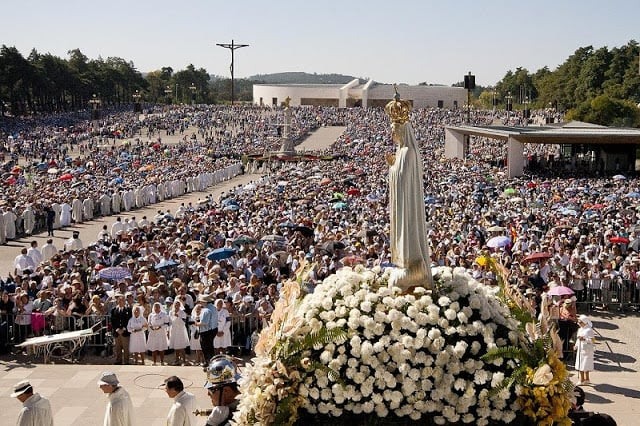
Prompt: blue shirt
<box><xmin>199</xmin><ymin>307</ymin><xmax>212</xmax><ymax>332</ymax></box>
<box><xmin>207</xmin><ymin>302</ymin><xmax>218</xmax><ymax>330</ymax></box>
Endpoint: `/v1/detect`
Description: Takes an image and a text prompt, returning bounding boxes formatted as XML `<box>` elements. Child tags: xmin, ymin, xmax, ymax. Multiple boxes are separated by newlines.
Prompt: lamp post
<box><xmin>189</xmin><ymin>83</ymin><xmax>197</xmax><ymax>105</ymax></box>
<box><xmin>164</xmin><ymin>86</ymin><xmax>172</xmax><ymax>104</ymax></box>
<box><xmin>216</xmin><ymin>39</ymin><xmax>249</xmax><ymax>105</ymax></box>
<box><xmin>132</xmin><ymin>90</ymin><xmax>142</xmax><ymax>113</ymax></box>
<box><xmin>89</xmin><ymin>94</ymin><xmax>101</xmax><ymax>121</ymax></box>
<box><xmin>463</xmin><ymin>71</ymin><xmax>475</xmax><ymax>124</ymax></box>
<box><xmin>505</xmin><ymin>91</ymin><xmax>513</xmax><ymax>122</ymax></box>
<box><xmin>492</xmin><ymin>88</ymin><xmax>497</xmax><ymax>113</ymax></box>
<box><xmin>523</xmin><ymin>95</ymin><xmax>530</xmax><ymax>124</ymax></box>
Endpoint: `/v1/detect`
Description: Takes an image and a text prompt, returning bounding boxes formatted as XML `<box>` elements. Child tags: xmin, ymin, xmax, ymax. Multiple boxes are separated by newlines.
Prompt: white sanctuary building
<box><xmin>253</xmin><ymin>79</ymin><xmax>467</xmax><ymax>109</ymax></box>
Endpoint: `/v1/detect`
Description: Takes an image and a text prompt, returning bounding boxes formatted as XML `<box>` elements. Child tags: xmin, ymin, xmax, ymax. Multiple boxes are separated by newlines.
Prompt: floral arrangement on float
<box><xmin>483</xmin><ymin>264</ymin><xmax>574</xmax><ymax>426</ymax></box>
<box><xmin>233</xmin><ymin>263</ymin><xmax>573</xmax><ymax>426</ymax></box>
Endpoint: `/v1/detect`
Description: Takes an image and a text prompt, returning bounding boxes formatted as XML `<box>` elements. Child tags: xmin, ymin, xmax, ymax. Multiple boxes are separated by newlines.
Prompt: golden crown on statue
<box><xmin>385</xmin><ymin>84</ymin><xmax>411</xmax><ymax>124</ymax></box>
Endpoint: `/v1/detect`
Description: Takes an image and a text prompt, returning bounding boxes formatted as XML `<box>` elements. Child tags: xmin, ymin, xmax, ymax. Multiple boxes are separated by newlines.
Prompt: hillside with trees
<box><xmin>249</xmin><ymin>72</ymin><xmax>357</xmax><ymax>84</ymax></box>
<box><xmin>478</xmin><ymin>40</ymin><xmax>640</xmax><ymax>127</ymax></box>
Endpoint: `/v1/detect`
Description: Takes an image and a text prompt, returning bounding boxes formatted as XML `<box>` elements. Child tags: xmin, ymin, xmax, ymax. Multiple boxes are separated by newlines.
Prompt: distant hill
<box><xmin>248</xmin><ymin>72</ymin><xmax>358</xmax><ymax>84</ymax></box>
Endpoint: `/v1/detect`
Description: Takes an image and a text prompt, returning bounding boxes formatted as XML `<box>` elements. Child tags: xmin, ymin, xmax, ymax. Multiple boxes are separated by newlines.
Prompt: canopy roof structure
<box><xmin>444</xmin><ymin>121</ymin><xmax>640</xmax><ymax>177</ymax></box>
<box><xmin>446</xmin><ymin>121</ymin><xmax>640</xmax><ymax>145</ymax></box>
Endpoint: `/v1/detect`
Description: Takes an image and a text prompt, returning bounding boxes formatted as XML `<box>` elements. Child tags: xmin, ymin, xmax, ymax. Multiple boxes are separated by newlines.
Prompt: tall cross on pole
<box><xmin>216</xmin><ymin>40</ymin><xmax>249</xmax><ymax>105</ymax></box>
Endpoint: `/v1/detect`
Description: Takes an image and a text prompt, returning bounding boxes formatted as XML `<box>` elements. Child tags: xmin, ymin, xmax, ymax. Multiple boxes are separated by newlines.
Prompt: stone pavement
<box><xmin>0</xmin><ymin>363</ymin><xmax>213</xmax><ymax>425</ymax></box>
<box><xmin>577</xmin><ymin>311</ymin><xmax>640</xmax><ymax>425</ymax></box>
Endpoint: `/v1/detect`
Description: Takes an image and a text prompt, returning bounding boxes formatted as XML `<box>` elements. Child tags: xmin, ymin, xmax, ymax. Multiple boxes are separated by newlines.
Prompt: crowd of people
<box><xmin>1</xmin><ymin>103</ymin><xmax>637</xmax><ymax>369</ymax></box>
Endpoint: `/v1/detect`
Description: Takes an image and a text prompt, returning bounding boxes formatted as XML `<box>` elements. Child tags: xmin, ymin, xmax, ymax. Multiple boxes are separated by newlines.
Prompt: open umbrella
<box><xmin>98</xmin><ymin>266</ymin><xmax>132</xmax><ymax>281</ymax></box>
<box><xmin>259</xmin><ymin>234</ymin><xmax>287</xmax><ymax>249</ymax></box>
<box><xmin>609</xmin><ymin>236</ymin><xmax>630</xmax><ymax>244</ymax></box>
<box><xmin>503</xmin><ymin>188</ymin><xmax>517</xmax><ymax>196</ymax></box>
<box><xmin>207</xmin><ymin>247</ymin><xmax>237</xmax><ymax>261</ymax></box>
<box><xmin>332</xmin><ymin>201</ymin><xmax>348</xmax><ymax>210</ymax></box>
<box><xmin>320</xmin><ymin>240</ymin><xmax>345</xmax><ymax>254</ymax></box>
<box><xmin>59</xmin><ymin>173</ymin><xmax>73</xmax><ymax>181</ymax></box>
<box><xmin>486</xmin><ymin>235</ymin><xmax>512</xmax><ymax>248</ymax></box>
<box><xmin>522</xmin><ymin>252</ymin><xmax>552</xmax><ymax>264</ymax></box>
<box><xmin>233</xmin><ymin>235</ymin><xmax>257</xmax><ymax>245</ymax></box>
<box><xmin>319</xmin><ymin>177</ymin><xmax>332</xmax><ymax>186</ymax></box>
<box><xmin>155</xmin><ymin>259</ymin><xmax>178</xmax><ymax>270</ymax></box>
<box><xmin>613</xmin><ymin>174</ymin><xmax>627</xmax><ymax>181</ymax></box>
<box><xmin>628</xmin><ymin>239</ymin><xmax>640</xmax><ymax>252</ymax></box>
<box><xmin>424</xmin><ymin>196</ymin><xmax>437</xmax><ymax>205</ymax></box>
<box><xmin>546</xmin><ymin>286</ymin><xmax>574</xmax><ymax>296</ymax></box>
<box><xmin>486</xmin><ymin>225</ymin><xmax>506</xmax><ymax>232</ymax></box>
<box><xmin>341</xmin><ymin>255</ymin><xmax>364</xmax><ymax>266</ymax></box>
<box><xmin>347</xmin><ymin>188</ymin><xmax>361</xmax><ymax>196</ymax></box>
<box><xmin>293</xmin><ymin>225</ymin><xmax>314</xmax><ymax>238</ymax></box>
<box><xmin>187</xmin><ymin>241</ymin><xmax>205</xmax><ymax>250</ymax></box>
<box><xmin>47</xmin><ymin>168</ymin><xmax>58</xmax><ymax>175</ymax></box>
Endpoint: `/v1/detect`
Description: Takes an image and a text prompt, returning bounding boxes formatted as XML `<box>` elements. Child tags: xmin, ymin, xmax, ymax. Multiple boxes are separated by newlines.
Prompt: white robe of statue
<box><xmin>387</xmin><ymin>122</ymin><xmax>432</xmax><ymax>291</ymax></box>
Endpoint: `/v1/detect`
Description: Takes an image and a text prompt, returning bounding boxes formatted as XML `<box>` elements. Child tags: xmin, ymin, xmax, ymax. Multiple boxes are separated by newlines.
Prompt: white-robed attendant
<box><xmin>60</xmin><ymin>202</ymin><xmax>72</xmax><ymax>227</ymax></box>
<box><xmin>99</xmin><ymin>193</ymin><xmax>111</xmax><ymax>216</ymax></box>
<box><xmin>169</xmin><ymin>300</ymin><xmax>190</xmax><ymax>365</ymax></box>
<box><xmin>189</xmin><ymin>304</ymin><xmax>204</xmax><ymax>365</ymax></box>
<box><xmin>147</xmin><ymin>302</ymin><xmax>170</xmax><ymax>365</ymax></box>
<box><xmin>11</xmin><ymin>380</ymin><xmax>54</xmax><ymax>426</ymax></box>
<box><xmin>0</xmin><ymin>209</ymin><xmax>6</xmax><ymax>244</ymax></box>
<box><xmin>574</xmin><ymin>314</ymin><xmax>595</xmax><ymax>385</ymax></box>
<box><xmin>4</xmin><ymin>209</ymin><xmax>17</xmax><ymax>239</ymax></box>
<box><xmin>83</xmin><ymin>198</ymin><xmax>94</xmax><ymax>221</ymax></box>
<box><xmin>51</xmin><ymin>202</ymin><xmax>62</xmax><ymax>229</ymax></box>
<box><xmin>22</xmin><ymin>205</ymin><xmax>35</xmax><ymax>235</ymax></box>
<box><xmin>213</xmin><ymin>299</ymin><xmax>232</xmax><ymax>354</ymax></box>
<box><xmin>71</xmin><ymin>198</ymin><xmax>83</xmax><ymax>223</ymax></box>
<box><xmin>127</xmin><ymin>305</ymin><xmax>147</xmax><ymax>364</ymax></box>
<box><xmin>111</xmin><ymin>191</ymin><xmax>122</xmax><ymax>214</ymax></box>
<box><xmin>98</xmin><ymin>372</ymin><xmax>133</xmax><ymax>426</ymax></box>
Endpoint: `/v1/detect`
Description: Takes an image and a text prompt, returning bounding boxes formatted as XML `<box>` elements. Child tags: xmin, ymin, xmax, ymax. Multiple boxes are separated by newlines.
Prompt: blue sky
<box><xmin>1</xmin><ymin>0</ymin><xmax>638</xmax><ymax>86</ymax></box>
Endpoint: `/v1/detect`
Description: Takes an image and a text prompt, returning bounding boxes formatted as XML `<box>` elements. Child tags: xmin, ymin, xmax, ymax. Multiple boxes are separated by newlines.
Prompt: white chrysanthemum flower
<box><xmin>438</xmin><ymin>296</ymin><xmax>451</xmax><ymax>306</ymax></box>
<box><xmin>474</xmin><ymin>369</ymin><xmax>489</xmax><ymax>385</ymax></box>
<box><xmin>360</xmin><ymin>300</ymin><xmax>372</xmax><ymax>313</ymax></box>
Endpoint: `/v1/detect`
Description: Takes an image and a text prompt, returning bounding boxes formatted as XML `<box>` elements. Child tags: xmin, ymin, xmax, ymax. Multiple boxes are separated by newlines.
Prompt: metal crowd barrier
<box><xmin>1</xmin><ymin>312</ymin><xmax>262</xmax><ymax>357</ymax></box>
<box><xmin>0</xmin><ymin>313</ymin><xmax>111</xmax><ymax>355</ymax></box>
<box><xmin>228</xmin><ymin>313</ymin><xmax>263</xmax><ymax>355</ymax></box>
<box><xmin>574</xmin><ymin>277</ymin><xmax>640</xmax><ymax>313</ymax></box>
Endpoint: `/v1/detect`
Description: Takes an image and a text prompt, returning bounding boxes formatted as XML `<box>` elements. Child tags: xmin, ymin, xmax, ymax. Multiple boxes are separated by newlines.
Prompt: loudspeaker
<box><xmin>464</xmin><ymin>74</ymin><xmax>475</xmax><ymax>90</ymax></box>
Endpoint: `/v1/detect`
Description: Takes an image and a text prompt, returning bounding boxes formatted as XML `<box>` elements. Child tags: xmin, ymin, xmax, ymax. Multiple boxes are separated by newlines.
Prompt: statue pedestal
<box><xmin>388</xmin><ymin>262</ymin><xmax>432</xmax><ymax>293</ymax></box>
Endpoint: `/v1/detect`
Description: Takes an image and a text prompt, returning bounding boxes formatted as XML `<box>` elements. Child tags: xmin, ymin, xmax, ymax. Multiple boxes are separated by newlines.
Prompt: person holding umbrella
<box><xmin>574</xmin><ymin>314</ymin><xmax>596</xmax><ymax>385</ymax></box>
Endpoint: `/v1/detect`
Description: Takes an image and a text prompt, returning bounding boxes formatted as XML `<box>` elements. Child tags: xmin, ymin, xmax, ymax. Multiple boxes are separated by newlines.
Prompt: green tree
<box><xmin>567</xmin><ymin>94</ymin><xmax>640</xmax><ymax>127</ymax></box>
